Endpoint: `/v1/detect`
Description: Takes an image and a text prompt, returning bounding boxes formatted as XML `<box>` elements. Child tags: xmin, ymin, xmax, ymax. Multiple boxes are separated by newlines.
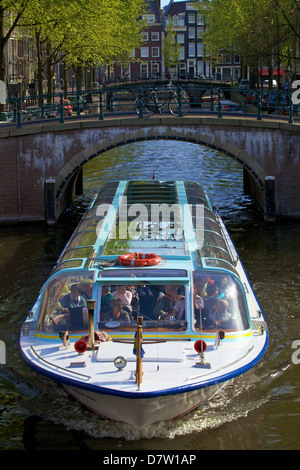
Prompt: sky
<box><xmin>161</xmin><ymin>0</ymin><xmax>182</xmax><ymax>8</ymax></box>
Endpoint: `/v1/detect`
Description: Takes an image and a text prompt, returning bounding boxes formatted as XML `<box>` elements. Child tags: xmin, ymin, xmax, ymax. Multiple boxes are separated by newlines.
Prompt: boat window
<box><xmin>36</xmin><ymin>272</ymin><xmax>94</xmax><ymax>333</ymax></box>
<box><xmin>192</xmin><ymin>271</ymin><xmax>250</xmax><ymax>332</ymax></box>
<box><xmin>51</xmin><ymin>259</ymin><xmax>84</xmax><ymax>274</ymax></box>
<box><xmin>67</xmin><ymin>230</ymin><xmax>98</xmax><ymax>251</ymax></box>
<box><xmin>97</xmin><ymin>283</ymin><xmax>187</xmax><ymax>332</ymax></box>
<box><xmin>59</xmin><ymin>246</ymin><xmax>94</xmax><ymax>263</ymax></box>
<box><xmin>75</xmin><ymin>217</ymin><xmax>105</xmax><ymax>233</ymax></box>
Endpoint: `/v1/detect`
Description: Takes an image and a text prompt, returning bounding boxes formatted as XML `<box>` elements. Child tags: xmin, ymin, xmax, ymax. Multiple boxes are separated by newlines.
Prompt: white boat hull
<box><xmin>64</xmin><ymin>382</ymin><xmax>224</xmax><ymax>427</ymax></box>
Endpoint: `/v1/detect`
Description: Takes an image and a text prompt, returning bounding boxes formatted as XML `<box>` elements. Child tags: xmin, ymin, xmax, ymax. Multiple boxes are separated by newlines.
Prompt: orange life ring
<box><xmin>117</xmin><ymin>253</ymin><xmax>162</xmax><ymax>267</ymax></box>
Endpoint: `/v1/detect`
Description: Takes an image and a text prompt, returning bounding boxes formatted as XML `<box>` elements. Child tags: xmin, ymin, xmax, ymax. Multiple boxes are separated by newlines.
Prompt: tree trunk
<box><xmin>35</xmin><ymin>29</ymin><xmax>44</xmax><ymax>103</ymax></box>
<box><xmin>0</xmin><ymin>7</ymin><xmax>6</xmax><ymax>111</ymax></box>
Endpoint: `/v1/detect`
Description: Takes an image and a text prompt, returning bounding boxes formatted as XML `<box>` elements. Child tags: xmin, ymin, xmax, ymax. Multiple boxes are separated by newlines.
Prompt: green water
<box><xmin>0</xmin><ymin>140</ymin><xmax>299</xmax><ymax>450</ymax></box>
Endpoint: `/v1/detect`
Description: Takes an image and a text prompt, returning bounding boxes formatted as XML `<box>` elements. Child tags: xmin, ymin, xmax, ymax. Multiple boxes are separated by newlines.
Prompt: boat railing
<box><xmin>30</xmin><ymin>346</ymin><xmax>92</xmax><ymax>380</ymax></box>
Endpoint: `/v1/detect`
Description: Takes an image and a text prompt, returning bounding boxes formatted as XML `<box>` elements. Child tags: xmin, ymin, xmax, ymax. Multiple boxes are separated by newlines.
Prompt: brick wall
<box><xmin>0</xmin><ymin>118</ymin><xmax>299</xmax><ymax>223</ymax></box>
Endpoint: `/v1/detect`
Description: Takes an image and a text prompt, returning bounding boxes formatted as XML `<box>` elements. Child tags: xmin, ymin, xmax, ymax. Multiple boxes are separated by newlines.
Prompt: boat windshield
<box><xmin>98</xmin><ymin>283</ymin><xmax>187</xmax><ymax>332</ymax></box>
<box><xmin>36</xmin><ymin>271</ymin><xmax>187</xmax><ymax>333</ymax></box>
<box><xmin>192</xmin><ymin>271</ymin><xmax>250</xmax><ymax>332</ymax></box>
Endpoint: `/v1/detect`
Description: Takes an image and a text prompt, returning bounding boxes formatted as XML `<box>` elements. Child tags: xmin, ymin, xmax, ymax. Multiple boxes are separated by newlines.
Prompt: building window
<box><xmin>177</xmin><ymin>34</ymin><xmax>185</xmax><ymax>44</ymax></box>
<box><xmin>197</xmin><ymin>42</ymin><xmax>203</xmax><ymax>57</ymax></box>
<box><xmin>152</xmin><ymin>47</ymin><xmax>160</xmax><ymax>58</ymax></box>
<box><xmin>188</xmin><ymin>13</ymin><xmax>195</xmax><ymax>23</ymax></box>
<box><xmin>143</xmin><ymin>14</ymin><xmax>155</xmax><ymax>23</ymax></box>
<box><xmin>188</xmin><ymin>27</ymin><xmax>195</xmax><ymax>38</ymax></box>
<box><xmin>197</xmin><ymin>26</ymin><xmax>204</xmax><ymax>38</ymax></box>
<box><xmin>141</xmin><ymin>47</ymin><xmax>149</xmax><ymax>58</ymax></box>
<box><xmin>151</xmin><ymin>32</ymin><xmax>159</xmax><ymax>41</ymax></box>
<box><xmin>188</xmin><ymin>42</ymin><xmax>195</xmax><ymax>57</ymax></box>
<box><xmin>197</xmin><ymin>14</ymin><xmax>203</xmax><ymax>25</ymax></box>
<box><xmin>141</xmin><ymin>63</ymin><xmax>148</xmax><ymax>76</ymax></box>
<box><xmin>179</xmin><ymin>46</ymin><xmax>185</xmax><ymax>60</ymax></box>
<box><xmin>152</xmin><ymin>62</ymin><xmax>159</xmax><ymax>75</ymax></box>
<box><xmin>141</xmin><ymin>32</ymin><xmax>148</xmax><ymax>41</ymax></box>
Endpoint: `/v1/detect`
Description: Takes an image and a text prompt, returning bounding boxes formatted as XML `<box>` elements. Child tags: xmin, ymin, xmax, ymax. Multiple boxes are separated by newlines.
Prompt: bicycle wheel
<box><xmin>169</xmin><ymin>90</ymin><xmax>190</xmax><ymax>116</ymax></box>
<box><xmin>134</xmin><ymin>96</ymin><xmax>156</xmax><ymax>117</ymax></box>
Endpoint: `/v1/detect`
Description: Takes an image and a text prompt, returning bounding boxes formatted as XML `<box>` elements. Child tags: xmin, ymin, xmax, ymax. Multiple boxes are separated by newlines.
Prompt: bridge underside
<box><xmin>54</xmin><ymin>125</ymin><xmax>268</xmax><ymax>224</ymax></box>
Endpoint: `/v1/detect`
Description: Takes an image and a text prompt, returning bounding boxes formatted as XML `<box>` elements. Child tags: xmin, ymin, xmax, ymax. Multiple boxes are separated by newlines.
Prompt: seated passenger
<box><xmin>52</xmin><ymin>283</ymin><xmax>88</xmax><ymax>327</ymax></box>
<box><xmin>112</xmin><ymin>285</ymin><xmax>133</xmax><ymax>315</ymax></box>
<box><xmin>100</xmin><ymin>286</ymin><xmax>113</xmax><ymax>315</ymax></box>
<box><xmin>210</xmin><ymin>299</ymin><xmax>234</xmax><ymax>329</ymax></box>
<box><xmin>60</xmin><ymin>283</ymin><xmax>87</xmax><ymax>310</ymax></box>
<box><xmin>154</xmin><ymin>285</ymin><xmax>179</xmax><ymax>319</ymax></box>
<box><xmin>165</xmin><ymin>295</ymin><xmax>185</xmax><ymax>320</ymax></box>
<box><xmin>215</xmin><ymin>276</ymin><xmax>232</xmax><ymax>300</ymax></box>
<box><xmin>79</xmin><ymin>278</ymin><xmax>93</xmax><ymax>300</ymax></box>
<box><xmin>204</xmin><ymin>283</ymin><xmax>219</xmax><ymax>314</ymax></box>
<box><xmin>194</xmin><ymin>276</ymin><xmax>214</xmax><ymax>299</ymax></box>
<box><xmin>126</xmin><ymin>285</ymin><xmax>140</xmax><ymax>317</ymax></box>
<box><xmin>137</xmin><ymin>285</ymin><xmax>156</xmax><ymax>318</ymax></box>
<box><xmin>104</xmin><ymin>296</ymin><xmax>131</xmax><ymax>322</ymax></box>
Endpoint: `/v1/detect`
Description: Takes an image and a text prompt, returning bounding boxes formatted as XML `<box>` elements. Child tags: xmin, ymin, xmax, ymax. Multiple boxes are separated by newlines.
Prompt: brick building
<box><xmin>162</xmin><ymin>0</ymin><xmax>212</xmax><ymax>79</ymax></box>
<box><xmin>113</xmin><ymin>0</ymin><xmax>163</xmax><ymax>80</ymax></box>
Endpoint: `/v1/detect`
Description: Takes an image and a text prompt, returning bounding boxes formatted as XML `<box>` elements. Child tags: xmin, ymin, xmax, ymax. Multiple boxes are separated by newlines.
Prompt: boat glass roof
<box><xmin>52</xmin><ymin>181</ymin><xmax>239</xmax><ymax>277</ymax></box>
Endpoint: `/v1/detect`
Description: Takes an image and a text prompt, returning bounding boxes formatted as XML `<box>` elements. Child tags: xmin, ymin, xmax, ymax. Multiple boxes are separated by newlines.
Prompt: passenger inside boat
<box><xmin>193</xmin><ymin>271</ymin><xmax>250</xmax><ymax>331</ymax></box>
<box><xmin>37</xmin><ymin>273</ymin><xmax>94</xmax><ymax>332</ymax></box>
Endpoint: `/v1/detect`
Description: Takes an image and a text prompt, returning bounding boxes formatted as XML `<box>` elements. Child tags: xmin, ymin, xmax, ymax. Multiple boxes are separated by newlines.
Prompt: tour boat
<box><xmin>19</xmin><ymin>180</ymin><xmax>268</xmax><ymax>427</ymax></box>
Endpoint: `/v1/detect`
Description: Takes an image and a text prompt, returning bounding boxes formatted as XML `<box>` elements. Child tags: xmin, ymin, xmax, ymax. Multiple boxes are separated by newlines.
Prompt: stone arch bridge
<box><xmin>0</xmin><ymin>116</ymin><xmax>299</xmax><ymax>224</ymax></box>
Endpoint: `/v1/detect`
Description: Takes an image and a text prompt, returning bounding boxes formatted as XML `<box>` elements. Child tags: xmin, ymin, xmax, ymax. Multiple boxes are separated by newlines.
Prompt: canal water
<box><xmin>0</xmin><ymin>140</ymin><xmax>299</xmax><ymax>451</ymax></box>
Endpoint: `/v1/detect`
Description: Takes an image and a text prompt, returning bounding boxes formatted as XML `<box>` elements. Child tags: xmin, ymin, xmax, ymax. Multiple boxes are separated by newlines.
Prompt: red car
<box><xmin>55</xmin><ymin>99</ymin><xmax>73</xmax><ymax>116</ymax></box>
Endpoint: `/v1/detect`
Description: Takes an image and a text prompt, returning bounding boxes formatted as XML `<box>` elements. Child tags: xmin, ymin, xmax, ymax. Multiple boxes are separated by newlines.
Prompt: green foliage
<box><xmin>0</xmin><ymin>0</ymin><xmax>146</xmax><ymax>91</ymax></box>
<box><xmin>162</xmin><ymin>18</ymin><xmax>181</xmax><ymax>70</ymax></box>
<box><xmin>196</xmin><ymin>0</ymin><xmax>300</xmax><ymax>74</ymax></box>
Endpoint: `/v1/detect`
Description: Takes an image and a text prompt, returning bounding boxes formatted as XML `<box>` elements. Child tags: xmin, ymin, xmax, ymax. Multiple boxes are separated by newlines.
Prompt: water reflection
<box><xmin>0</xmin><ymin>140</ymin><xmax>300</xmax><ymax>450</ymax></box>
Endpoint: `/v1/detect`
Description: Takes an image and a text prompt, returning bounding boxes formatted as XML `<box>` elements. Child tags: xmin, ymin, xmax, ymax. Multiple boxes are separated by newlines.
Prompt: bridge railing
<box><xmin>0</xmin><ymin>83</ymin><xmax>298</xmax><ymax>128</ymax></box>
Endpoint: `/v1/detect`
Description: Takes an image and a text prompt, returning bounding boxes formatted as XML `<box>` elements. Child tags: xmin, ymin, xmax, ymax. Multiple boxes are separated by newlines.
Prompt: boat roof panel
<box><xmin>53</xmin><ymin>181</ymin><xmax>239</xmax><ymax>277</ymax></box>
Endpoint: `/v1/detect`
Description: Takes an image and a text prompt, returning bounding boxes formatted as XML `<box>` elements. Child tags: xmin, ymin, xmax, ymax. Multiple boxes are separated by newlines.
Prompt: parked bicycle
<box><xmin>134</xmin><ymin>82</ymin><xmax>190</xmax><ymax>117</ymax></box>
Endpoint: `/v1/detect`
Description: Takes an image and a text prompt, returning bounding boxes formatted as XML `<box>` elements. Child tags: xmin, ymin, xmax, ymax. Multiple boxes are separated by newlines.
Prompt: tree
<box><xmin>162</xmin><ymin>18</ymin><xmax>181</xmax><ymax>74</ymax></box>
<box><xmin>196</xmin><ymin>0</ymin><xmax>300</xmax><ymax>87</ymax></box>
<box><xmin>0</xmin><ymin>0</ymin><xmax>33</xmax><ymax>109</ymax></box>
<box><xmin>1</xmin><ymin>0</ymin><xmax>146</xmax><ymax>103</ymax></box>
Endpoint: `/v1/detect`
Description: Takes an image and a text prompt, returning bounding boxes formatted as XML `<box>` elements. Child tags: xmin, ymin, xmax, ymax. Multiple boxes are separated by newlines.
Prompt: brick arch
<box><xmin>56</xmin><ymin>125</ymin><xmax>267</xmax><ymax>219</ymax></box>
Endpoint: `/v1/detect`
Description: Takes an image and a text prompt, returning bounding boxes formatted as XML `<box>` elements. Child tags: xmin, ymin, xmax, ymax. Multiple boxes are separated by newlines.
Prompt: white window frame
<box><xmin>177</xmin><ymin>33</ymin><xmax>185</xmax><ymax>44</ymax></box>
<box><xmin>179</xmin><ymin>45</ymin><xmax>185</xmax><ymax>60</ymax></box>
<box><xmin>152</xmin><ymin>46</ymin><xmax>160</xmax><ymax>58</ymax></box>
<box><xmin>151</xmin><ymin>62</ymin><xmax>159</xmax><ymax>75</ymax></box>
<box><xmin>197</xmin><ymin>42</ymin><xmax>203</xmax><ymax>57</ymax></box>
<box><xmin>151</xmin><ymin>32</ymin><xmax>159</xmax><ymax>41</ymax></box>
<box><xmin>140</xmin><ymin>63</ymin><xmax>148</xmax><ymax>76</ymax></box>
<box><xmin>188</xmin><ymin>42</ymin><xmax>195</xmax><ymax>57</ymax></box>
<box><xmin>141</xmin><ymin>47</ymin><xmax>149</xmax><ymax>58</ymax></box>
<box><xmin>188</xmin><ymin>27</ymin><xmax>195</xmax><ymax>38</ymax></box>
